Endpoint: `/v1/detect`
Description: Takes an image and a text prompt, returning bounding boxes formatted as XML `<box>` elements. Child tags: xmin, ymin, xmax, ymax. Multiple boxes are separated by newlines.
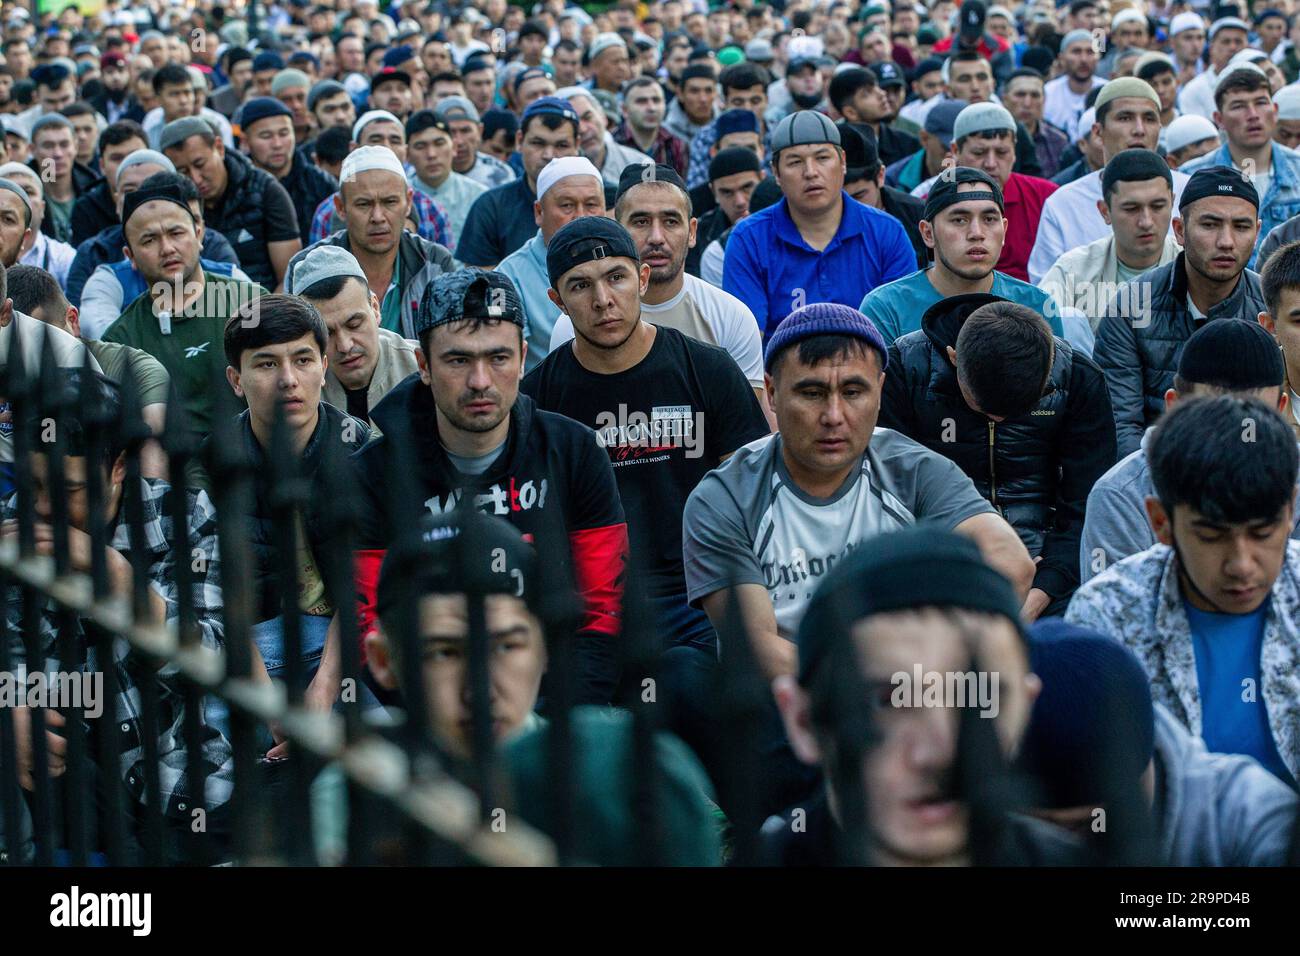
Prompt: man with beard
<box><xmin>1044</xmin><ymin>30</ymin><xmax>1105</xmax><ymax>142</ymax></box>
<box><xmin>238</xmin><ymin>97</ymin><xmax>337</xmax><ymax>244</ymax></box>
<box><xmin>523</xmin><ymin>215</ymin><xmax>769</xmax><ymax>758</ymax></box>
<box><xmin>559</xmin><ymin>86</ymin><xmax>653</xmax><ymax>187</ymax></box>
<box><xmin>549</xmin><ymin>164</ymin><xmax>768</xmax><ymax>412</ymax></box>
<box><xmin>98</xmin><ymin>177</ymin><xmax>266</xmax><ymax>441</ymax></box>
<box><xmin>615</xmin><ymin>76</ymin><xmax>687</xmax><ymax>177</ymax></box>
<box><xmin>1095</xmin><ymin>167</ymin><xmax>1267</xmax><ymax>456</ymax></box>
<box><xmin>90</xmin><ymin>50</ymin><xmax>144</xmax><ymax>124</ymax></box>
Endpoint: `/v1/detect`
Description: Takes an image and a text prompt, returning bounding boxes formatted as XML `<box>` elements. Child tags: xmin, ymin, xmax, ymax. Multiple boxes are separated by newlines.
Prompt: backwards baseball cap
<box><xmin>1179</xmin><ymin>165</ymin><xmax>1259</xmax><ymax>213</ymax></box>
<box><xmin>434</xmin><ymin>95</ymin><xmax>481</xmax><ymax>124</ymax></box>
<box><xmin>924</xmin><ymin>98</ymin><xmax>968</xmax><ymax>149</ymax></box>
<box><xmin>416</xmin><ymin>268</ymin><xmax>526</xmax><ymax>336</ymax></box>
<box><xmin>285</xmin><ymin>243</ymin><xmax>368</xmax><ymax>297</ymax></box>
<box><xmin>923</xmin><ymin>166</ymin><xmax>1005</xmax><ymax>222</ymax></box>
<box><xmin>770</xmin><ymin>109</ymin><xmax>841</xmax><ymax>155</ymax></box>
<box><xmin>794</xmin><ymin>525</ymin><xmax>1023</xmax><ymax>686</ymax></box>
<box><xmin>763</xmin><ymin>302</ymin><xmax>888</xmax><ymax>374</ymax></box>
<box><xmin>546</xmin><ymin>216</ymin><xmax>639</xmax><ymax>289</ymax></box>
<box><xmin>616</xmin><ymin>163</ymin><xmax>689</xmax><ymax>205</ymax></box>
<box><xmin>1177</xmin><ymin>317</ymin><xmax>1285</xmax><ymax>390</ymax></box>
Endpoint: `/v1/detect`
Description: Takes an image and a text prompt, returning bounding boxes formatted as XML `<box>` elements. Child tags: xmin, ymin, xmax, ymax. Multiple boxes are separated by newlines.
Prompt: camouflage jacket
<box><xmin>1066</xmin><ymin>541</ymin><xmax>1300</xmax><ymax>783</ymax></box>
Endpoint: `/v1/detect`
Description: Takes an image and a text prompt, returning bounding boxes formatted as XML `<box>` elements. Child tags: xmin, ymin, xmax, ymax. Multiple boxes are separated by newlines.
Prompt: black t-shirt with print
<box><xmin>522</xmin><ymin>325</ymin><xmax>768</xmax><ymax>598</ymax></box>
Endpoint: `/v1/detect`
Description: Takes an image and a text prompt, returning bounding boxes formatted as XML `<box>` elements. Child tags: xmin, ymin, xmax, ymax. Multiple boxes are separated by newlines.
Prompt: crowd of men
<box><xmin>2</xmin><ymin>0</ymin><xmax>1300</xmax><ymax>869</ymax></box>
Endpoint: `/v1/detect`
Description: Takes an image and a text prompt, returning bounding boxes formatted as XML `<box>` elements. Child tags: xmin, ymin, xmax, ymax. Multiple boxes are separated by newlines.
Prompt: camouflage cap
<box><xmin>415</xmin><ymin>268</ymin><xmax>526</xmax><ymax>337</ymax></box>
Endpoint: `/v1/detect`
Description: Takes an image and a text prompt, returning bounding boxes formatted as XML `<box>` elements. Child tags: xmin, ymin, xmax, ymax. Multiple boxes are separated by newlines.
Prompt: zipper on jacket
<box><xmin>987</xmin><ymin>421</ymin><xmax>1000</xmax><ymax>513</ymax></box>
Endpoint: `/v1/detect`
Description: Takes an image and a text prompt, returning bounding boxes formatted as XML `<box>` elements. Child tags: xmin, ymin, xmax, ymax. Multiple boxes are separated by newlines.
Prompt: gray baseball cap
<box><xmin>771</xmin><ymin>110</ymin><xmax>841</xmax><ymax>155</ymax></box>
<box><xmin>286</xmin><ymin>244</ymin><xmax>368</xmax><ymax>296</ymax></box>
<box><xmin>925</xmin><ymin>98</ymin><xmax>969</xmax><ymax>148</ymax></box>
<box><xmin>434</xmin><ymin>95</ymin><xmax>481</xmax><ymax>124</ymax></box>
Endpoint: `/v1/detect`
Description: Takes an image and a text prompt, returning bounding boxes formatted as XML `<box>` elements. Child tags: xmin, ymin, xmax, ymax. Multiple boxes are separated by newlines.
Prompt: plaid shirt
<box><xmin>686</xmin><ymin>118</ymin><xmax>773</xmax><ymax>190</ymax></box>
<box><xmin>309</xmin><ymin>188</ymin><xmax>454</xmax><ymax>247</ymax></box>
<box><xmin>3</xmin><ymin>479</ymin><xmax>233</xmax><ymax>820</ymax></box>
<box><xmin>614</xmin><ymin>122</ymin><xmax>689</xmax><ymax>178</ymax></box>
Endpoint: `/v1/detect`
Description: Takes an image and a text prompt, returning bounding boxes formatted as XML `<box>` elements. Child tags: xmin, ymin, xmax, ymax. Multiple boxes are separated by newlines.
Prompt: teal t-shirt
<box><xmin>859</xmin><ymin>268</ymin><xmax>1064</xmax><ymax>344</ymax></box>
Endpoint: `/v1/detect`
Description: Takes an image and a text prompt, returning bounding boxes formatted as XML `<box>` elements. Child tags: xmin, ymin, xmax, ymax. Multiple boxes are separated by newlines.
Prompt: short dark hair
<box><xmin>770</xmin><ymin>334</ymin><xmax>878</xmax><ymax>381</ymax></box>
<box><xmin>828</xmin><ymin>67</ymin><xmax>876</xmax><ymax>113</ymax></box>
<box><xmin>429</xmin><ymin>70</ymin><xmax>463</xmax><ymax>86</ymax></box>
<box><xmin>299</xmin><ymin>273</ymin><xmax>367</xmax><ymax>302</ymax></box>
<box><xmin>1214</xmin><ymin>66</ymin><xmax>1270</xmax><ymax>110</ymax></box>
<box><xmin>59</xmin><ymin>100</ymin><xmax>95</xmax><ymax>121</ymax></box>
<box><xmin>136</xmin><ymin>68</ymin><xmax>155</xmax><ymax>89</ymax></box>
<box><xmin>98</xmin><ymin>118</ymin><xmax>147</xmax><ymax>155</ymax></box>
<box><xmin>1261</xmin><ymin>238</ymin><xmax>1300</xmax><ymax>317</ymax></box>
<box><xmin>556</xmin><ymin>38</ymin><xmax>582</xmax><ymax>55</ymax></box>
<box><xmin>223</xmin><ymin>293</ymin><xmax>328</xmax><ymax>368</ymax></box>
<box><xmin>1095</xmin><ymin>89</ymin><xmax>1157</xmax><ymax>126</ymax></box>
<box><xmin>521</xmin><ymin>109</ymin><xmax>578</xmax><ymax>139</ymax></box>
<box><xmin>1006</xmin><ymin>67</ymin><xmax>1045</xmax><ymax>85</ymax></box>
<box><xmin>1136</xmin><ymin>59</ymin><xmax>1176</xmax><ymax>83</ymax></box>
<box><xmin>153</xmin><ymin>62</ymin><xmax>193</xmax><ymax>93</ymax></box>
<box><xmin>6</xmin><ymin>263</ymin><xmax>68</xmax><ymax>324</ymax></box>
<box><xmin>720</xmin><ymin>62</ymin><xmax>769</xmax><ymax>97</ymax></box>
<box><xmin>955</xmin><ymin>302</ymin><xmax>1054</xmax><ymax>419</ymax></box>
<box><xmin>1148</xmin><ymin>395</ymin><xmax>1299</xmax><ymax>525</ymax></box>
<box><xmin>949</xmin><ymin>49</ymin><xmax>991</xmax><ymax>70</ymax></box>
<box><xmin>139</xmin><ymin>170</ymin><xmax>200</xmax><ymax>205</ymax></box>
<box><xmin>314</xmin><ymin>125</ymin><xmax>352</xmax><ymax>165</ymax></box>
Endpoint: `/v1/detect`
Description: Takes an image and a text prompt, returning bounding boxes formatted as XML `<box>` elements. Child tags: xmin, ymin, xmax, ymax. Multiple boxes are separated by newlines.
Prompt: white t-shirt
<box><xmin>550</xmin><ymin>273</ymin><xmax>765</xmax><ymax>386</ymax></box>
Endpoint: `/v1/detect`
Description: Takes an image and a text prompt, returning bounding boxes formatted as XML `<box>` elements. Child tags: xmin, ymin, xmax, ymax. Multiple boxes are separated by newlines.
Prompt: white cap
<box><xmin>1076</xmin><ymin>107</ymin><xmax>1096</xmax><ymax>143</ymax></box>
<box><xmin>536</xmin><ymin>156</ymin><xmax>602</xmax><ymax>200</ymax></box>
<box><xmin>351</xmin><ymin>109</ymin><xmax>403</xmax><ymax>143</ymax></box>
<box><xmin>1231</xmin><ymin>48</ymin><xmax>1270</xmax><ymax>65</ymax></box>
<box><xmin>0</xmin><ymin>161</ymin><xmax>40</xmax><ymax>195</ymax></box>
<box><xmin>1209</xmin><ymin>17</ymin><xmax>1250</xmax><ymax>40</ymax></box>
<box><xmin>1214</xmin><ymin>61</ymin><xmax>1267</xmax><ymax>93</ymax></box>
<box><xmin>987</xmin><ymin>5</ymin><xmax>1014</xmax><ymax>22</ymax></box>
<box><xmin>787</xmin><ymin>34</ymin><xmax>825</xmax><ymax>60</ymax></box>
<box><xmin>1111</xmin><ymin>9</ymin><xmax>1146</xmax><ymax>30</ymax></box>
<box><xmin>1164</xmin><ymin>114</ymin><xmax>1219</xmax><ymax>154</ymax></box>
<box><xmin>339</xmin><ymin>144</ymin><xmax>408</xmax><ymax>184</ymax></box>
<box><xmin>1275</xmin><ymin>85</ymin><xmax>1300</xmax><ymax>121</ymax></box>
<box><xmin>1169</xmin><ymin>12</ymin><xmax>1204</xmax><ymax>37</ymax></box>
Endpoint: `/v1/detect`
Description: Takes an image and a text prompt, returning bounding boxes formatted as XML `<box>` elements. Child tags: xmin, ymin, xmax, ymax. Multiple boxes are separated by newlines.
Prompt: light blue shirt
<box><xmin>859</xmin><ymin>268</ymin><xmax>1065</xmax><ymax>344</ymax></box>
<box><xmin>497</xmin><ymin>231</ymin><xmax>560</xmax><ymax>373</ymax></box>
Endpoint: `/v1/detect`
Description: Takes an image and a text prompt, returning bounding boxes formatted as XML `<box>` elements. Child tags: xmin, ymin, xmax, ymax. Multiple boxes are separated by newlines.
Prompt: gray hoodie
<box><xmin>1154</xmin><ymin>704</ymin><xmax>1298</xmax><ymax>866</ymax></box>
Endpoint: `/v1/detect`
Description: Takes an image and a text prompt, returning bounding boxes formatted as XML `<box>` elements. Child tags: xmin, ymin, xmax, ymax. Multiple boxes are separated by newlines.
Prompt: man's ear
<box><xmin>546</xmin><ymin>286</ymin><xmax>568</xmax><ymax>314</ymax></box>
<box><xmin>109</xmin><ymin>450</ymin><xmax>127</xmax><ymax>489</ymax></box>
<box><xmin>225</xmin><ymin>364</ymin><xmax>244</xmax><ymax>397</ymax></box>
<box><xmin>213</xmin><ymin>137</ymin><xmax>225</xmax><ymax>159</ymax></box>
<box><xmin>919</xmin><ymin>218</ymin><xmax>935</xmax><ymax>249</ymax></box>
<box><xmin>415</xmin><ymin>342</ymin><xmax>432</xmax><ymax>386</ymax></box>
<box><xmin>533</xmin><ymin>199</ymin><xmax>542</xmax><ymax>228</ymax></box>
<box><xmin>0</xmin><ymin>297</ymin><xmax>11</xmax><ymax>329</ymax></box>
<box><xmin>65</xmin><ymin>304</ymin><xmax>81</xmax><ymax>338</ymax></box>
<box><xmin>364</xmin><ymin>628</ymin><xmax>400</xmax><ymax>691</ymax></box>
<box><xmin>1164</xmin><ymin>386</ymin><xmax>1178</xmax><ymax>411</ymax></box>
<box><xmin>1172</xmin><ymin>215</ymin><xmax>1185</xmax><ymax>246</ymax></box>
<box><xmin>638</xmin><ymin>261</ymin><xmax>651</xmax><ymax>295</ymax></box>
<box><xmin>1097</xmin><ymin>198</ymin><xmax>1111</xmax><ymax>225</ymax></box>
<box><xmin>687</xmin><ymin>215</ymin><xmax>697</xmax><ymax>250</ymax></box>
<box><xmin>1258</xmin><ymin>309</ymin><xmax>1275</xmax><ymax>335</ymax></box>
<box><xmin>945</xmin><ymin>344</ymin><xmax>957</xmax><ymax>367</ymax></box>
<box><xmin>773</xmin><ymin>674</ymin><xmax>822</xmax><ymax>766</ymax></box>
<box><xmin>1144</xmin><ymin>495</ymin><xmax>1173</xmax><ymax>545</ymax></box>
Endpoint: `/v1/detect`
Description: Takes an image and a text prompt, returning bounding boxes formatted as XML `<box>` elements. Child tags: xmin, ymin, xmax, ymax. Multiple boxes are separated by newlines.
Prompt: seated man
<box><xmin>1067</xmin><ymin>395</ymin><xmax>1300</xmax><ymax>789</ymax></box>
<box><xmin>219</xmin><ymin>294</ymin><xmax>373</xmax><ymax>748</ymax></box>
<box><xmin>0</xmin><ymin>369</ymin><xmax>233</xmax><ymax>865</ymax></box>
<box><xmin>1020</xmin><ymin>619</ymin><xmax>1298</xmax><ymax>865</ymax></box>
<box><xmin>289</xmin><ymin>244</ymin><xmax>420</xmax><ymax>428</ymax></box>
<box><xmin>880</xmin><ymin>297</ymin><xmax>1116</xmax><ymax>618</ymax></box>
<box><xmin>1081</xmin><ymin>319</ymin><xmax>1300</xmax><ymax>582</ymax></box>
<box><xmin>761</xmin><ymin>526</ymin><xmax>1083</xmax><ymax>866</ymax></box>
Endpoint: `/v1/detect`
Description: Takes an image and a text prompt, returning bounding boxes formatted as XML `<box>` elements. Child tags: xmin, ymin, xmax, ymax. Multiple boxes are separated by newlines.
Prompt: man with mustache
<box><xmin>351</xmin><ymin>268</ymin><xmax>629</xmax><ymax>706</ymax></box>
<box><xmin>291</xmin><ymin>244</ymin><xmax>420</xmax><ymax>428</ymax></box>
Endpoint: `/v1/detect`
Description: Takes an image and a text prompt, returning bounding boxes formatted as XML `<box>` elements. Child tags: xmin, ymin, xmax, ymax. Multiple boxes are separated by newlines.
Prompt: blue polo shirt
<box><xmin>722</xmin><ymin>192</ymin><xmax>916</xmax><ymax>340</ymax></box>
<box><xmin>860</xmin><ymin>268</ymin><xmax>1065</xmax><ymax>344</ymax></box>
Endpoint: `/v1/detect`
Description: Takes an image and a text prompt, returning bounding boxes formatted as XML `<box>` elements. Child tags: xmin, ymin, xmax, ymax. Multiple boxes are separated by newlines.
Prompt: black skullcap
<box><xmin>376</xmin><ymin>510</ymin><xmax>541</xmax><ymax>620</ymax></box>
<box><xmin>922</xmin><ymin>167</ymin><xmax>1004</xmax><ymax>222</ymax></box>
<box><xmin>837</xmin><ymin>123</ymin><xmax>879</xmax><ymax>175</ymax></box>
<box><xmin>122</xmin><ymin>181</ymin><xmax>195</xmax><ymax>227</ymax></box>
<box><xmin>546</xmin><ymin>216</ymin><xmax>639</xmax><ymax>289</ymax></box>
<box><xmin>1176</xmin><ymin>318</ymin><xmax>1285</xmax><ymax>391</ymax></box>
<box><xmin>708</xmin><ymin>146</ymin><xmax>762</xmax><ymax>182</ymax></box>
<box><xmin>795</xmin><ymin>524</ymin><xmax>1025</xmax><ymax>686</ymax></box>
<box><xmin>1179</xmin><ymin>164</ymin><xmax>1260</xmax><ymax>213</ymax></box>
<box><xmin>615</xmin><ymin>162</ymin><xmax>688</xmax><ymax>205</ymax></box>
<box><xmin>680</xmin><ymin>63</ymin><xmax>717</xmax><ymax>84</ymax></box>
<box><xmin>1101</xmin><ymin>148</ymin><xmax>1173</xmax><ymax>197</ymax></box>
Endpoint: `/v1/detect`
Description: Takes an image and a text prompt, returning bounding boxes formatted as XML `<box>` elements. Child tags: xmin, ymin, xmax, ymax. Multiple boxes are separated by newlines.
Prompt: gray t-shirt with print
<box><xmin>682</xmin><ymin>428</ymin><xmax>996</xmax><ymax>639</ymax></box>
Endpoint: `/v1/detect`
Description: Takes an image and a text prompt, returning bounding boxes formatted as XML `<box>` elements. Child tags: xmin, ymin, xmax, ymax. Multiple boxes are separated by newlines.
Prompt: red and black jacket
<box><xmin>351</xmin><ymin>374</ymin><xmax>629</xmax><ymax>704</ymax></box>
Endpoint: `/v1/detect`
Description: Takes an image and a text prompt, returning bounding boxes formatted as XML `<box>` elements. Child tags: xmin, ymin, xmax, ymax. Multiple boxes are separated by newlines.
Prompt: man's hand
<box><xmin>13</xmin><ymin>706</ymin><xmax>66</xmax><ymax>791</ymax></box>
<box><xmin>1021</xmin><ymin>587</ymin><xmax>1052</xmax><ymax>623</ymax></box>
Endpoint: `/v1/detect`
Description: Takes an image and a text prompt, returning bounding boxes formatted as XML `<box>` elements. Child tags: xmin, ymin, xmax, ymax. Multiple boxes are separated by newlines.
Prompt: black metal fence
<box><xmin>1</xmin><ymin>315</ymin><xmax>1297</xmax><ymax>868</ymax></box>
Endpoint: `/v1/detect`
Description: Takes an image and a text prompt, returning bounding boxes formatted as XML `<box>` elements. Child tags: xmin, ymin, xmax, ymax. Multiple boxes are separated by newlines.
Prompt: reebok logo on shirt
<box><xmin>183</xmin><ymin>343</ymin><xmax>210</xmax><ymax>359</ymax></box>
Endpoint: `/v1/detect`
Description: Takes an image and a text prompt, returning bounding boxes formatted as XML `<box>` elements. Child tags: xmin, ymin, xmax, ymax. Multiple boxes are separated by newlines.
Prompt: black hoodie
<box><xmin>878</xmin><ymin>293</ymin><xmax>1117</xmax><ymax>609</ymax></box>
<box><xmin>352</xmin><ymin>374</ymin><xmax>629</xmax><ymax>704</ymax></box>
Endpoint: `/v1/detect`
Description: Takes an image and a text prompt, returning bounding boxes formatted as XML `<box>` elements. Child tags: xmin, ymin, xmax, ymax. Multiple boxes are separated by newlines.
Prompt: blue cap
<box><xmin>764</xmin><ymin>302</ymin><xmax>888</xmax><ymax>372</ymax></box>
<box><xmin>252</xmin><ymin>52</ymin><xmax>285</xmax><ymax>72</ymax></box>
<box><xmin>716</xmin><ymin>108</ymin><xmax>759</xmax><ymax>138</ymax></box>
<box><xmin>523</xmin><ymin>95</ymin><xmax>579</xmax><ymax>126</ymax></box>
<box><xmin>237</xmin><ymin>96</ymin><xmax>293</xmax><ymax>130</ymax></box>
<box><xmin>382</xmin><ymin>46</ymin><xmax>416</xmax><ymax>68</ymax></box>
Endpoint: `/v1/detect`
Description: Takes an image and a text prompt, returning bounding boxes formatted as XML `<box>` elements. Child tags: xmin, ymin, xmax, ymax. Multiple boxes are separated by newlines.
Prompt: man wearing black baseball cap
<box><xmin>351</xmin><ymin>267</ymin><xmax>629</xmax><ymax>706</ymax></box>
<box><xmin>525</xmin><ymin>213</ymin><xmax>768</xmax><ymax>764</ymax></box>
<box><xmin>1095</xmin><ymin>165</ymin><xmax>1267</xmax><ymax>456</ymax></box>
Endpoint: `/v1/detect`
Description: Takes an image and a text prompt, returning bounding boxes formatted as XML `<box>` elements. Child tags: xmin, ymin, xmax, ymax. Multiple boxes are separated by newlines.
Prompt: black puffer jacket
<box><xmin>1094</xmin><ymin>253</ymin><xmax>1268</xmax><ymax>457</ymax></box>
<box><xmin>204</xmin><ymin>149</ymin><xmax>298</xmax><ymax>289</ymax></box>
<box><xmin>879</xmin><ymin>294</ymin><xmax>1117</xmax><ymax>607</ymax></box>
<box><xmin>235</xmin><ymin>402</ymin><xmax>371</xmax><ymax>624</ymax></box>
